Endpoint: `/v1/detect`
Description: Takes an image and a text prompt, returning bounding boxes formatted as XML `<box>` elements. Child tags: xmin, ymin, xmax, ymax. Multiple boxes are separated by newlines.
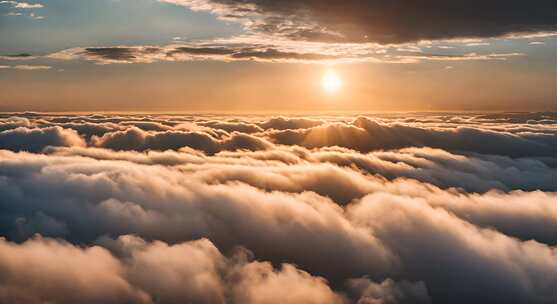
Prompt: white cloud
<box><xmin>0</xmin><ymin>1</ymin><xmax>43</xmax><ymax>8</ymax></box>
<box><xmin>13</xmin><ymin>64</ymin><xmax>51</xmax><ymax>70</ymax></box>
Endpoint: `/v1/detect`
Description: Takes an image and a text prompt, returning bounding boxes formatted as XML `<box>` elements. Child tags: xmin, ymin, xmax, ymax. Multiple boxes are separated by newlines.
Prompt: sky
<box><xmin>0</xmin><ymin>0</ymin><xmax>556</xmax><ymax>111</ymax></box>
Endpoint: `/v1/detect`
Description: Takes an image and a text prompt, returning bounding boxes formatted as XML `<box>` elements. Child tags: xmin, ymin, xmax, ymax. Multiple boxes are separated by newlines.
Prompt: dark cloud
<box><xmin>52</xmin><ymin>44</ymin><xmax>355</xmax><ymax>64</ymax></box>
<box><xmin>0</xmin><ymin>53</ymin><xmax>37</xmax><ymax>61</ymax></box>
<box><xmin>47</xmin><ymin>47</ymin><xmax>166</xmax><ymax>64</ymax></box>
<box><xmin>230</xmin><ymin>48</ymin><xmax>341</xmax><ymax>61</ymax></box>
<box><xmin>167</xmin><ymin>46</ymin><xmax>237</xmax><ymax>56</ymax></box>
<box><xmin>166</xmin><ymin>0</ymin><xmax>557</xmax><ymax>44</ymax></box>
<box><xmin>83</xmin><ymin>47</ymin><xmax>147</xmax><ymax>62</ymax></box>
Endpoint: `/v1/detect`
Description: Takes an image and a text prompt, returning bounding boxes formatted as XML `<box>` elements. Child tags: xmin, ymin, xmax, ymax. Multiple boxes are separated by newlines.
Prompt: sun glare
<box><xmin>322</xmin><ymin>70</ymin><xmax>342</xmax><ymax>93</ymax></box>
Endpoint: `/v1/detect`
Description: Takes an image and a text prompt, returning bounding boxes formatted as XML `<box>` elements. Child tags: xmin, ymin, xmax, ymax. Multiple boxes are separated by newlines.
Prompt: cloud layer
<box><xmin>46</xmin><ymin>41</ymin><xmax>526</xmax><ymax>65</ymax></box>
<box><xmin>1</xmin><ymin>112</ymin><xmax>557</xmax><ymax>303</ymax></box>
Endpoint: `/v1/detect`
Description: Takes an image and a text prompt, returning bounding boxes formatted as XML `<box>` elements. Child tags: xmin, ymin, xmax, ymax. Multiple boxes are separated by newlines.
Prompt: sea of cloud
<box><xmin>1</xmin><ymin>112</ymin><xmax>557</xmax><ymax>304</ymax></box>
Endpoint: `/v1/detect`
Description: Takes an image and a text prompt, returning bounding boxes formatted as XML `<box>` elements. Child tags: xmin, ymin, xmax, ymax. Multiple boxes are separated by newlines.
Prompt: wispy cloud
<box><xmin>0</xmin><ymin>64</ymin><xmax>52</xmax><ymax>70</ymax></box>
<box><xmin>391</xmin><ymin>52</ymin><xmax>525</xmax><ymax>63</ymax></box>
<box><xmin>0</xmin><ymin>53</ymin><xmax>38</xmax><ymax>61</ymax></box>
<box><xmin>0</xmin><ymin>1</ymin><xmax>43</xmax><ymax>8</ymax></box>
<box><xmin>46</xmin><ymin>38</ymin><xmax>526</xmax><ymax>65</ymax></box>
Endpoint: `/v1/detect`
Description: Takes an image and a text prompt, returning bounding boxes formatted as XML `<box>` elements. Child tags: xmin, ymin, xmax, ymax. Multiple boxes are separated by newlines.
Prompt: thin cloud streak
<box><xmin>46</xmin><ymin>42</ymin><xmax>526</xmax><ymax>65</ymax></box>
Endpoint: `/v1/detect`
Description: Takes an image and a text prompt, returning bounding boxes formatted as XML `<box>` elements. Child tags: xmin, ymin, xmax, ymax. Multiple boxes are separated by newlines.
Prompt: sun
<box><xmin>322</xmin><ymin>70</ymin><xmax>342</xmax><ymax>93</ymax></box>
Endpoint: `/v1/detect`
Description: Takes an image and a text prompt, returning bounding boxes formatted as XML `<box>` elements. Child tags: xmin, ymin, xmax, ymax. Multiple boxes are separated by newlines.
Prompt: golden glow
<box><xmin>321</xmin><ymin>70</ymin><xmax>342</xmax><ymax>93</ymax></box>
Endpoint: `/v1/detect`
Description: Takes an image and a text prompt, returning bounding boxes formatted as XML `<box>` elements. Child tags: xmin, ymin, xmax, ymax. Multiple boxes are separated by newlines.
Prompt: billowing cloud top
<box><xmin>1</xmin><ymin>112</ymin><xmax>557</xmax><ymax>303</ymax></box>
